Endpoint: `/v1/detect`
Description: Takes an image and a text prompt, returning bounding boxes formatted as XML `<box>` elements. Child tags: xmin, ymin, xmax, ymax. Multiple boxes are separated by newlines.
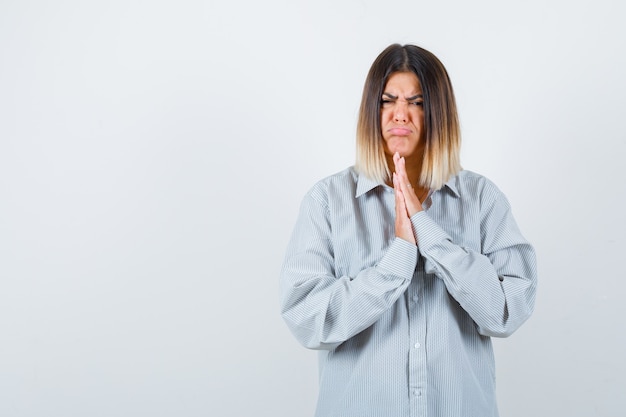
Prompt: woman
<box><xmin>280</xmin><ymin>44</ymin><xmax>537</xmax><ymax>417</ymax></box>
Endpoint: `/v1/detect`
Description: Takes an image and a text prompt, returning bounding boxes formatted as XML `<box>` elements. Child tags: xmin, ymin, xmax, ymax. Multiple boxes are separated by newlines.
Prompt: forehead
<box><xmin>383</xmin><ymin>72</ymin><xmax>422</xmax><ymax>93</ymax></box>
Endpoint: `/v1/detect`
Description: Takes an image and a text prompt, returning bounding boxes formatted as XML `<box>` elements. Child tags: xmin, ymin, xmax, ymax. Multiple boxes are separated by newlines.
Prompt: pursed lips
<box><xmin>388</xmin><ymin>127</ymin><xmax>412</xmax><ymax>136</ymax></box>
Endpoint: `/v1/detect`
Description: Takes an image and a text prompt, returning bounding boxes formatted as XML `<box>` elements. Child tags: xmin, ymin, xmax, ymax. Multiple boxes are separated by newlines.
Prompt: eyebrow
<box><xmin>382</xmin><ymin>93</ymin><xmax>423</xmax><ymax>100</ymax></box>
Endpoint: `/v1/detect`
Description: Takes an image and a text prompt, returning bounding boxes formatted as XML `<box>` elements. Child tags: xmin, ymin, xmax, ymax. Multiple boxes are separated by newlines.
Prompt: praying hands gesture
<box><xmin>392</xmin><ymin>152</ymin><xmax>424</xmax><ymax>245</ymax></box>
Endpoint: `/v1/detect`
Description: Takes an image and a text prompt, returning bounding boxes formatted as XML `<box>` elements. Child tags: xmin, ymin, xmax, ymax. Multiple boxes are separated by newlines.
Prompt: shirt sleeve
<box><xmin>411</xmin><ymin>187</ymin><xmax>537</xmax><ymax>338</ymax></box>
<box><xmin>280</xmin><ymin>191</ymin><xmax>417</xmax><ymax>350</ymax></box>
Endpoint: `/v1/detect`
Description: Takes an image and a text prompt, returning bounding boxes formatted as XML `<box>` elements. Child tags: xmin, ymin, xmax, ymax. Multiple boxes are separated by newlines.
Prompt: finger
<box><xmin>399</xmin><ymin>157</ymin><xmax>411</xmax><ymax>188</ymax></box>
<box><xmin>393</xmin><ymin>173</ymin><xmax>406</xmax><ymax>205</ymax></box>
<box><xmin>393</xmin><ymin>155</ymin><xmax>407</xmax><ymax>186</ymax></box>
<box><xmin>393</xmin><ymin>173</ymin><xmax>415</xmax><ymax>244</ymax></box>
<box><xmin>393</xmin><ymin>153</ymin><xmax>414</xmax><ymax>192</ymax></box>
<box><xmin>393</xmin><ymin>152</ymin><xmax>404</xmax><ymax>177</ymax></box>
<box><xmin>395</xmin><ymin>172</ymin><xmax>416</xmax><ymax>217</ymax></box>
<box><xmin>394</xmin><ymin>159</ymin><xmax>423</xmax><ymax>217</ymax></box>
<box><xmin>393</xmin><ymin>151</ymin><xmax>401</xmax><ymax>168</ymax></box>
<box><xmin>393</xmin><ymin>172</ymin><xmax>403</xmax><ymax>203</ymax></box>
<box><xmin>395</xmin><ymin>158</ymin><xmax>416</xmax><ymax>198</ymax></box>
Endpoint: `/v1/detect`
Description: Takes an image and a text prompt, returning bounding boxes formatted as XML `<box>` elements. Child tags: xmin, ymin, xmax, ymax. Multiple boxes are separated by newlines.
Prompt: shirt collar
<box><xmin>442</xmin><ymin>174</ymin><xmax>460</xmax><ymax>197</ymax></box>
<box><xmin>355</xmin><ymin>171</ymin><xmax>461</xmax><ymax>198</ymax></box>
<box><xmin>355</xmin><ymin>172</ymin><xmax>384</xmax><ymax>198</ymax></box>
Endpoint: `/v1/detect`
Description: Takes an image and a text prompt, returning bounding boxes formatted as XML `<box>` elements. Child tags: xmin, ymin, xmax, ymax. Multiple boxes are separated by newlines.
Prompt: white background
<box><xmin>1</xmin><ymin>0</ymin><xmax>624</xmax><ymax>416</ymax></box>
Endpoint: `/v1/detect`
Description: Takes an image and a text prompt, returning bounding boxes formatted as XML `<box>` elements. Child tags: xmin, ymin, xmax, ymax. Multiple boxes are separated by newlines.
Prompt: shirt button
<box><xmin>414</xmin><ymin>342</ymin><xmax>421</xmax><ymax>349</ymax></box>
<box><xmin>413</xmin><ymin>389</ymin><xmax>422</xmax><ymax>396</ymax></box>
<box><xmin>412</xmin><ymin>295</ymin><xmax>419</xmax><ymax>302</ymax></box>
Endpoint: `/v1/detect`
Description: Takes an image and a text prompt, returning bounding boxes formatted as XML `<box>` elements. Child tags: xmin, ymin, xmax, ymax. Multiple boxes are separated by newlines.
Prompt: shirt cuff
<box><xmin>410</xmin><ymin>211</ymin><xmax>452</xmax><ymax>252</ymax></box>
<box><xmin>376</xmin><ymin>237</ymin><xmax>418</xmax><ymax>280</ymax></box>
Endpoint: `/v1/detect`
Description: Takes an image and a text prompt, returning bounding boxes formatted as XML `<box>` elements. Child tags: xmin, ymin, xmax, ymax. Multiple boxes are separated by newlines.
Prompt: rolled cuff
<box><xmin>376</xmin><ymin>237</ymin><xmax>418</xmax><ymax>280</ymax></box>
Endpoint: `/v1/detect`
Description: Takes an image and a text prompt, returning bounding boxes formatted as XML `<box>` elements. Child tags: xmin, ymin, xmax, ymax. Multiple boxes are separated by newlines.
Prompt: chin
<box><xmin>385</xmin><ymin>139</ymin><xmax>416</xmax><ymax>157</ymax></box>
<box><xmin>391</xmin><ymin>147</ymin><xmax>413</xmax><ymax>157</ymax></box>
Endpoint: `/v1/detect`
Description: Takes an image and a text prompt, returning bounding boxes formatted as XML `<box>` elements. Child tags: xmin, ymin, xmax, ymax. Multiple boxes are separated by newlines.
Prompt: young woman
<box><xmin>280</xmin><ymin>44</ymin><xmax>537</xmax><ymax>417</ymax></box>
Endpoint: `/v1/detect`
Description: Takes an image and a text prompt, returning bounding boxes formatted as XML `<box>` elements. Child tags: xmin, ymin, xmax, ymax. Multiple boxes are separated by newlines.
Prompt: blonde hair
<box><xmin>355</xmin><ymin>44</ymin><xmax>462</xmax><ymax>190</ymax></box>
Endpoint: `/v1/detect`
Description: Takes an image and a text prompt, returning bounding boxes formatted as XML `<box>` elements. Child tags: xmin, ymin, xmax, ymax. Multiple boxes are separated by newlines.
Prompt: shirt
<box><xmin>279</xmin><ymin>167</ymin><xmax>537</xmax><ymax>417</ymax></box>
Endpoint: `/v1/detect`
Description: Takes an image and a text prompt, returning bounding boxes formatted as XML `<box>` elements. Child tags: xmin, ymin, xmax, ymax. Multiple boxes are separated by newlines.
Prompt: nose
<box><xmin>393</xmin><ymin>101</ymin><xmax>408</xmax><ymax>123</ymax></box>
<box><xmin>394</xmin><ymin>106</ymin><xmax>408</xmax><ymax>123</ymax></box>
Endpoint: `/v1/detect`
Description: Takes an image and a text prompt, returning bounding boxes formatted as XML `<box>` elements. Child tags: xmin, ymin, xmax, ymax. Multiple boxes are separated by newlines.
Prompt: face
<box><xmin>380</xmin><ymin>71</ymin><xmax>425</xmax><ymax>158</ymax></box>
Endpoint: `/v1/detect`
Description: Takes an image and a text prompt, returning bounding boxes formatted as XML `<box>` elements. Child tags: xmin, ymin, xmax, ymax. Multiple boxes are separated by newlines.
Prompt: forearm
<box><xmin>411</xmin><ymin>210</ymin><xmax>537</xmax><ymax>337</ymax></box>
<box><xmin>280</xmin><ymin>237</ymin><xmax>416</xmax><ymax>350</ymax></box>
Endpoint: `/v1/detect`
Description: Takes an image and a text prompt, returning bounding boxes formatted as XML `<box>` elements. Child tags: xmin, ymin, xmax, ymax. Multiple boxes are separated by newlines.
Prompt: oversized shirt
<box><xmin>280</xmin><ymin>167</ymin><xmax>537</xmax><ymax>417</ymax></box>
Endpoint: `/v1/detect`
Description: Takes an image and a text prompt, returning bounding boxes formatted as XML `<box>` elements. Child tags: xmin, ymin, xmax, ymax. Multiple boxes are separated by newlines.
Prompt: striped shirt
<box><xmin>280</xmin><ymin>167</ymin><xmax>537</xmax><ymax>417</ymax></box>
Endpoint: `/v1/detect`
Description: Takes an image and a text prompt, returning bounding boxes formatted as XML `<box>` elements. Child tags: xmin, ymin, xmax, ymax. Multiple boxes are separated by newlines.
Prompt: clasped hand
<box><xmin>392</xmin><ymin>152</ymin><xmax>423</xmax><ymax>245</ymax></box>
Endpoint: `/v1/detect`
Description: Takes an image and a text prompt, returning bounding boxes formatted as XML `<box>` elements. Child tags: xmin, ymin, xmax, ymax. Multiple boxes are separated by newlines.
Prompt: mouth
<box><xmin>388</xmin><ymin>127</ymin><xmax>412</xmax><ymax>136</ymax></box>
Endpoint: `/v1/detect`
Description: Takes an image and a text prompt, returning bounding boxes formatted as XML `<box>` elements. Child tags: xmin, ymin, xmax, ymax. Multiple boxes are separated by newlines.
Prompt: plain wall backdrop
<box><xmin>1</xmin><ymin>0</ymin><xmax>624</xmax><ymax>416</ymax></box>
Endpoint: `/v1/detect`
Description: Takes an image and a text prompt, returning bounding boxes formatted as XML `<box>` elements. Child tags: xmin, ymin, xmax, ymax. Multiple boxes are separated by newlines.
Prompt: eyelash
<box><xmin>380</xmin><ymin>100</ymin><xmax>423</xmax><ymax>106</ymax></box>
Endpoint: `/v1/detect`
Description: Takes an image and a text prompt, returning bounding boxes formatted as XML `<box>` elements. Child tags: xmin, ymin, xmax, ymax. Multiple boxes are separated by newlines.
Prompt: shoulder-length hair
<box><xmin>355</xmin><ymin>44</ymin><xmax>461</xmax><ymax>190</ymax></box>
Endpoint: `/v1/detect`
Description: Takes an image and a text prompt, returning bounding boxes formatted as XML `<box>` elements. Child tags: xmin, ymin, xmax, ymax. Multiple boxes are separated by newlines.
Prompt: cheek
<box><xmin>410</xmin><ymin>109</ymin><xmax>423</xmax><ymax>122</ymax></box>
<box><xmin>412</xmin><ymin>114</ymin><xmax>425</xmax><ymax>132</ymax></box>
<box><xmin>381</xmin><ymin>110</ymin><xmax>396</xmax><ymax>128</ymax></box>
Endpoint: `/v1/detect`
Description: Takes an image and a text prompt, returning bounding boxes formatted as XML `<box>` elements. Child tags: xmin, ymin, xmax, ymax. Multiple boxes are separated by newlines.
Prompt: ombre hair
<box><xmin>355</xmin><ymin>44</ymin><xmax>462</xmax><ymax>190</ymax></box>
